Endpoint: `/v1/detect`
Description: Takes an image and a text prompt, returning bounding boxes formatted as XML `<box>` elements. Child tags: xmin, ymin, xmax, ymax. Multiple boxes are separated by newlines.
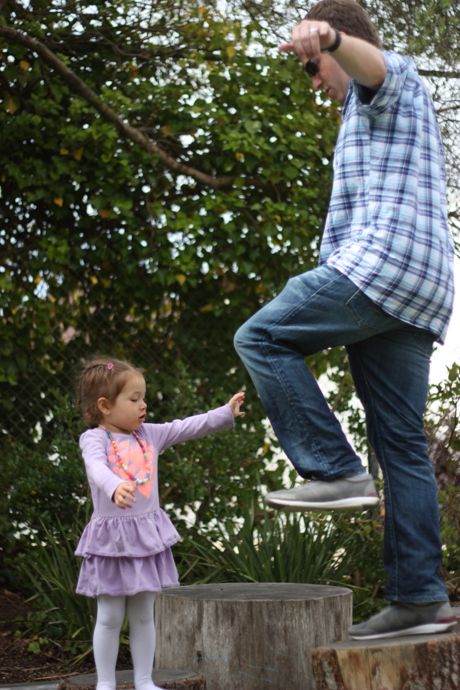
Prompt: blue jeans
<box><xmin>234</xmin><ymin>264</ymin><xmax>447</xmax><ymax>603</ymax></box>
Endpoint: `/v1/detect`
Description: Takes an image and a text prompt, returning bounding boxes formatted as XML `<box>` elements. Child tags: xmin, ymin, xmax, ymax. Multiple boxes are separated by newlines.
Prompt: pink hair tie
<box><xmin>106</xmin><ymin>362</ymin><xmax>114</xmax><ymax>370</ymax></box>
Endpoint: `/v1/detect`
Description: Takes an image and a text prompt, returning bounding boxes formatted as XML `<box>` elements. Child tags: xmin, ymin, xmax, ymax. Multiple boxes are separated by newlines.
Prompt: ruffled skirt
<box><xmin>76</xmin><ymin>548</ymin><xmax>179</xmax><ymax>597</ymax></box>
<box><xmin>75</xmin><ymin>509</ymin><xmax>181</xmax><ymax>598</ymax></box>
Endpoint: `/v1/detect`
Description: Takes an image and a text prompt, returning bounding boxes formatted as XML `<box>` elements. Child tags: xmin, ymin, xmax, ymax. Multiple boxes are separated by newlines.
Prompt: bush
<box><xmin>176</xmin><ymin>503</ymin><xmax>386</xmax><ymax>622</ymax></box>
<box><xmin>16</xmin><ymin>515</ymin><xmax>95</xmax><ymax>663</ymax></box>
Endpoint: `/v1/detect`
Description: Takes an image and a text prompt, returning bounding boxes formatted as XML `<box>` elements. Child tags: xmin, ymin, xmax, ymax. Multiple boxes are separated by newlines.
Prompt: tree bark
<box><xmin>312</xmin><ymin>619</ymin><xmax>460</xmax><ymax>690</ymax></box>
<box><xmin>155</xmin><ymin>582</ymin><xmax>352</xmax><ymax>690</ymax></box>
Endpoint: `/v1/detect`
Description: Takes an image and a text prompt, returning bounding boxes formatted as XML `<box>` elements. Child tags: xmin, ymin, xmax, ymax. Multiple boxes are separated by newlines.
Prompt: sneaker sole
<box><xmin>350</xmin><ymin>619</ymin><xmax>458</xmax><ymax>640</ymax></box>
<box><xmin>265</xmin><ymin>495</ymin><xmax>379</xmax><ymax>512</ymax></box>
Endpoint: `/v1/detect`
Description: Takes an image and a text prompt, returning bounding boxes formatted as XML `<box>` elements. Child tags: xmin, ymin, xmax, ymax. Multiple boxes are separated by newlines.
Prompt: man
<box><xmin>234</xmin><ymin>0</ymin><xmax>457</xmax><ymax>639</ymax></box>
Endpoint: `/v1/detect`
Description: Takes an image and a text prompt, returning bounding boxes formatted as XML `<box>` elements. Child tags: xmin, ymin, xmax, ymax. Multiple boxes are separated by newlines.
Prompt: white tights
<box><xmin>93</xmin><ymin>592</ymin><xmax>164</xmax><ymax>690</ymax></box>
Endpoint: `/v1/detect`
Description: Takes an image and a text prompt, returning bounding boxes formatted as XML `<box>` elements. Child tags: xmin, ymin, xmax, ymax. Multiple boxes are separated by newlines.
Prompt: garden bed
<box><xmin>0</xmin><ymin>589</ymin><xmax>93</xmax><ymax>685</ymax></box>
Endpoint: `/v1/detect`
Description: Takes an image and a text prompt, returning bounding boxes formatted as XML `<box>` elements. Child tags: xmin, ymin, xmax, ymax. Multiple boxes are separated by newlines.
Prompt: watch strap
<box><xmin>323</xmin><ymin>29</ymin><xmax>342</xmax><ymax>53</ymax></box>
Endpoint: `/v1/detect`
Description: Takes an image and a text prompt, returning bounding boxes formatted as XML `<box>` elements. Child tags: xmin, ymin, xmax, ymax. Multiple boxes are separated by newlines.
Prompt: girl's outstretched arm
<box><xmin>143</xmin><ymin>398</ymin><xmax>242</xmax><ymax>452</ymax></box>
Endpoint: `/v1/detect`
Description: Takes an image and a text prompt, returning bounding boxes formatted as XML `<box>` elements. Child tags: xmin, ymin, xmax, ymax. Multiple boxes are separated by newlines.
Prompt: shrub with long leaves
<box><xmin>176</xmin><ymin>505</ymin><xmax>382</xmax><ymax>585</ymax></box>
<box><xmin>16</xmin><ymin>515</ymin><xmax>96</xmax><ymax>661</ymax></box>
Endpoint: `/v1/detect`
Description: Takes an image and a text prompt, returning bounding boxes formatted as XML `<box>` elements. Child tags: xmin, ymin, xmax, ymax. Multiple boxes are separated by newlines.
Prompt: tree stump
<box><xmin>57</xmin><ymin>669</ymin><xmax>205</xmax><ymax>690</ymax></box>
<box><xmin>312</xmin><ymin>613</ymin><xmax>460</xmax><ymax>690</ymax></box>
<box><xmin>155</xmin><ymin>582</ymin><xmax>352</xmax><ymax>690</ymax></box>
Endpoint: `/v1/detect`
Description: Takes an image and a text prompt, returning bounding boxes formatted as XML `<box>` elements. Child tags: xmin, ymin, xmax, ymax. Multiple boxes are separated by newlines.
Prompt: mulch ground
<box><xmin>0</xmin><ymin>589</ymin><xmax>95</xmax><ymax>685</ymax></box>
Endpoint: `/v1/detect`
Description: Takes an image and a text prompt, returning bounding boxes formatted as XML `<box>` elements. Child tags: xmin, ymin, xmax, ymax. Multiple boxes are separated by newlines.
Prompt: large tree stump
<box><xmin>155</xmin><ymin>582</ymin><xmax>352</xmax><ymax>690</ymax></box>
<box><xmin>312</xmin><ymin>613</ymin><xmax>460</xmax><ymax>690</ymax></box>
<box><xmin>57</xmin><ymin>669</ymin><xmax>205</xmax><ymax>690</ymax></box>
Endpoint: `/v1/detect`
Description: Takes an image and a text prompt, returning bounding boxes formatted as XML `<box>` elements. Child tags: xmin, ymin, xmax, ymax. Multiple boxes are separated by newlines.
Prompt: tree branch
<box><xmin>418</xmin><ymin>68</ymin><xmax>460</xmax><ymax>79</ymax></box>
<box><xmin>0</xmin><ymin>25</ymin><xmax>236</xmax><ymax>190</ymax></box>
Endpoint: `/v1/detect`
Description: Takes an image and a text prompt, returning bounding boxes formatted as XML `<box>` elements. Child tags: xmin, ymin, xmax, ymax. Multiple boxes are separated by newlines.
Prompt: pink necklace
<box><xmin>106</xmin><ymin>429</ymin><xmax>151</xmax><ymax>485</ymax></box>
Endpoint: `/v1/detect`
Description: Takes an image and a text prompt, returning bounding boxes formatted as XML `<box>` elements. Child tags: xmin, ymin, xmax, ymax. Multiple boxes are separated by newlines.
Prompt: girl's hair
<box><xmin>305</xmin><ymin>0</ymin><xmax>382</xmax><ymax>48</ymax></box>
<box><xmin>76</xmin><ymin>357</ymin><xmax>144</xmax><ymax>427</ymax></box>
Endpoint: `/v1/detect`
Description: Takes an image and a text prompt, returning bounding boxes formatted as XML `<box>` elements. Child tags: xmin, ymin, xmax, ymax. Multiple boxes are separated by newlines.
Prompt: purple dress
<box><xmin>75</xmin><ymin>404</ymin><xmax>234</xmax><ymax>597</ymax></box>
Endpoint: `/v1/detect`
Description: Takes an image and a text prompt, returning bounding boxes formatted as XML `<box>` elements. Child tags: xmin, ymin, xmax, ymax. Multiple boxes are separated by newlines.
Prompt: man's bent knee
<box><xmin>234</xmin><ymin>320</ymin><xmax>252</xmax><ymax>356</ymax></box>
<box><xmin>234</xmin><ymin>313</ymin><xmax>268</xmax><ymax>356</ymax></box>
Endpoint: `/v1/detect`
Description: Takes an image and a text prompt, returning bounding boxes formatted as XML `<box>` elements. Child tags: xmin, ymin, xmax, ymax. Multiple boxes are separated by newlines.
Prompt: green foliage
<box><xmin>1</xmin><ymin>394</ymin><xmax>85</xmax><ymax>585</ymax></box>
<box><xmin>439</xmin><ymin>485</ymin><xmax>460</xmax><ymax>600</ymax></box>
<box><xmin>16</xmin><ymin>517</ymin><xmax>96</xmax><ymax>660</ymax></box>
<box><xmin>0</xmin><ymin>0</ymin><xmax>338</xmax><ymax>576</ymax></box>
<box><xmin>177</xmin><ymin>507</ymin><xmax>355</xmax><ymax>584</ymax></box>
<box><xmin>0</xmin><ymin>1</ymin><xmax>336</xmax><ymax>326</ymax></box>
<box><xmin>362</xmin><ymin>0</ymin><xmax>460</xmax><ymax>64</ymax></box>
<box><xmin>426</xmin><ymin>363</ymin><xmax>460</xmax><ymax>598</ymax></box>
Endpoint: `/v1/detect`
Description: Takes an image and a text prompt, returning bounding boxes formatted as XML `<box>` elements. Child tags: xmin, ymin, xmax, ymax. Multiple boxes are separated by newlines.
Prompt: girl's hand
<box><xmin>228</xmin><ymin>391</ymin><xmax>245</xmax><ymax>417</ymax></box>
<box><xmin>113</xmin><ymin>481</ymin><xmax>136</xmax><ymax>509</ymax></box>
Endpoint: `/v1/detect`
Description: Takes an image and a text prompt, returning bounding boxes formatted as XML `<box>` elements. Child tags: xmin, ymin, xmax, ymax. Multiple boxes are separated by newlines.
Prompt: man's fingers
<box><xmin>281</xmin><ymin>20</ymin><xmax>331</xmax><ymax>62</ymax></box>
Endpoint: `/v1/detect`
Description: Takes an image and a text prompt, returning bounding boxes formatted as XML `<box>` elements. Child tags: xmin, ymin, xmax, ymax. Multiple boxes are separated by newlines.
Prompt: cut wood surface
<box><xmin>312</xmin><ymin>610</ymin><xmax>460</xmax><ymax>690</ymax></box>
<box><xmin>155</xmin><ymin>582</ymin><xmax>352</xmax><ymax>690</ymax></box>
<box><xmin>57</xmin><ymin>669</ymin><xmax>206</xmax><ymax>690</ymax></box>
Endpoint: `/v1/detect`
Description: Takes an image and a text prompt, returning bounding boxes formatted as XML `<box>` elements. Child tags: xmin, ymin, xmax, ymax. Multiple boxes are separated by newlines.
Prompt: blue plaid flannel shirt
<box><xmin>320</xmin><ymin>51</ymin><xmax>455</xmax><ymax>343</ymax></box>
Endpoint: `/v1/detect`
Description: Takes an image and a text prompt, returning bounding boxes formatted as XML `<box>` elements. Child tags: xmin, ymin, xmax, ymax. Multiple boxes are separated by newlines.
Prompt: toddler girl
<box><xmin>75</xmin><ymin>356</ymin><xmax>245</xmax><ymax>690</ymax></box>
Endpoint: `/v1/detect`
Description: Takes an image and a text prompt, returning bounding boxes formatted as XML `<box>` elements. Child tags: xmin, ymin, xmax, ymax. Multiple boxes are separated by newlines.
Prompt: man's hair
<box><xmin>305</xmin><ymin>0</ymin><xmax>382</xmax><ymax>48</ymax></box>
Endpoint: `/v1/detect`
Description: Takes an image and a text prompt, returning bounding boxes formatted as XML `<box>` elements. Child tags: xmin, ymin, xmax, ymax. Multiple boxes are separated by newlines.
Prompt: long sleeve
<box><xmin>80</xmin><ymin>429</ymin><xmax>124</xmax><ymax>500</ymax></box>
<box><xmin>143</xmin><ymin>404</ymin><xmax>234</xmax><ymax>453</ymax></box>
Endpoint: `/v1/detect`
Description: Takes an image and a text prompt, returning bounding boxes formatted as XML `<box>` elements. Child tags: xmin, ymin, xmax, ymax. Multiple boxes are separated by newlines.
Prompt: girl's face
<box><xmin>98</xmin><ymin>372</ymin><xmax>147</xmax><ymax>434</ymax></box>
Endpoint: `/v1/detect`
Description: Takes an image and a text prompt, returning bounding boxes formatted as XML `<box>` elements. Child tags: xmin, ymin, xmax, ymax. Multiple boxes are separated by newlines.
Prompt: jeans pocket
<box><xmin>345</xmin><ymin>288</ymin><xmax>397</xmax><ymax>332</ymax></box>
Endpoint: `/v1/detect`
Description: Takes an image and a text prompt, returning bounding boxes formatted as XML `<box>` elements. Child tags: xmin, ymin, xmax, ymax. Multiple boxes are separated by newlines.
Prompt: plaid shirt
<box><xmin>320</xmin><ymin>51</ymin><xmax>455</xmax><ymax>343</ymax></box>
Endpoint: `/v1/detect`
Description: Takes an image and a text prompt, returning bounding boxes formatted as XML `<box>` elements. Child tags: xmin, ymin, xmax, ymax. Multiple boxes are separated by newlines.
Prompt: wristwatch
<box><xmin>323</xmin><ymin>29</ymin><xmax>342</xmax><ymax>53</ymax></box>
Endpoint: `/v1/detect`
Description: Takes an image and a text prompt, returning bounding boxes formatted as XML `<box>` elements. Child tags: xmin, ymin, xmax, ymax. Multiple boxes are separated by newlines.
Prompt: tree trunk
<box><xmin>155</xmin><ymin>582</ymin><xmax>352</xmax><ymax>690</ymax></box>
<box><xmin>312</xmin><ymin>619</ymin><xmax>460</xmax><ymax>690</ymax></box>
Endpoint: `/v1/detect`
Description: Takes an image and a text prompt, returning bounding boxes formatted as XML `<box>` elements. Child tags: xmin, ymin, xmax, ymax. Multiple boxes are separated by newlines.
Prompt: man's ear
<box><xmin>97</xmin><ymin>397</ymin><xmax>112</xmax><ymax>417</ymax></box>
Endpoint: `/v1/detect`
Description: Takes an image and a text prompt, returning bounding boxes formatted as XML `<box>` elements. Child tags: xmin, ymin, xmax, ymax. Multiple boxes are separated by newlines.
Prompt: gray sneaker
<box><xmin>349</xmin><ymin>602</ymin><xmax>458</xmax><ymax>640</ymax></box>
<box><xmin>264</xmin><ymin>474</ymin><xmax>379</xmax><ymax>511</ymax></box>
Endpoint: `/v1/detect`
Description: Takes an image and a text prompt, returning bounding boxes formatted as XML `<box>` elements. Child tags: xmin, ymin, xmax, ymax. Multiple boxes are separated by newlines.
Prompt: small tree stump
<box><xmin>155</xmin><ymin>582</ymin><xmax>352</xmax><ymax>690</ymax></box>
<box><xmin>312</xmin><ymin>614</ymin><xmax>460</xmax><ymax>690</ymax></box>
<box><xmin>57</xmin><ymin>669</ymin><xmax>205</xmax><ymax>690</ymax></box>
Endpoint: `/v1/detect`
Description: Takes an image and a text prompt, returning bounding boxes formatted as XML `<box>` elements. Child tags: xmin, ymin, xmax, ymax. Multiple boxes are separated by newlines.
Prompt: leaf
<box><xmin>5</xmin><ymin>96</ymin><xmax>19</xmax><ymax>114</ymax></box>
<box><xmin>243</xmin><ymin>120</ymin><xmax>262</xmax><ymax>135</ymax></box>
<box><xmin>53</xmin><ymin>197</ymin><xmax>64</xmax><ymax>207</ymax></box>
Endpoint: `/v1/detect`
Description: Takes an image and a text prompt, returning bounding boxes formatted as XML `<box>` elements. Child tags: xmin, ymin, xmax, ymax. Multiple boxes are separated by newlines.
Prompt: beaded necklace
<box><xmin>106</xmin><ymin>429</ymin><xmax>151</xmax><ymax>485</ymax></box>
